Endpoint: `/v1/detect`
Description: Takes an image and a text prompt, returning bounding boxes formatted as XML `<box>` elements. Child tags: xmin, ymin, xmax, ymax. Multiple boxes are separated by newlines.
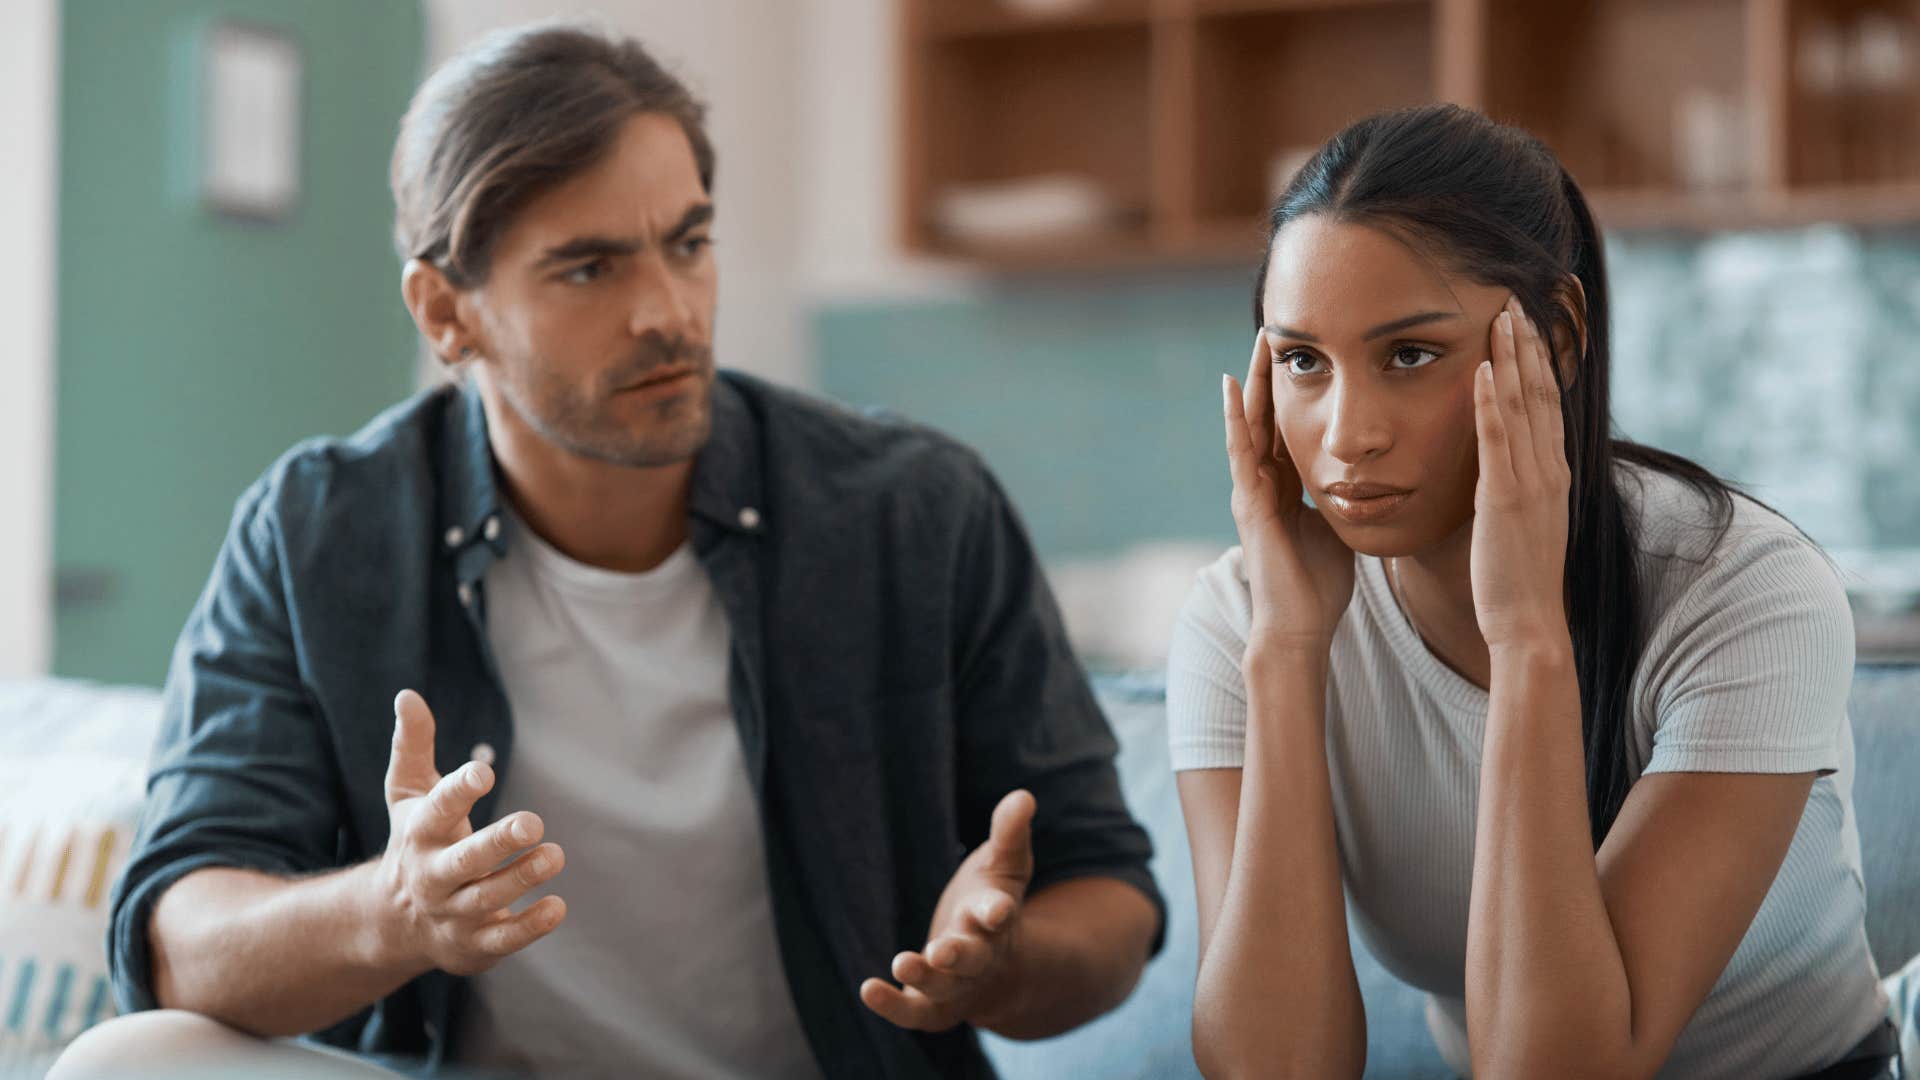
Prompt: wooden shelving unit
<box><xmin>898</xmin><ymin>0</ymin><xmax>1920</xmax><ymax>269</ymax></box>
<box><xmin>921</xmin><ymin>0</ymin><xmax>1152</xmax><ymax>38</ymax></box>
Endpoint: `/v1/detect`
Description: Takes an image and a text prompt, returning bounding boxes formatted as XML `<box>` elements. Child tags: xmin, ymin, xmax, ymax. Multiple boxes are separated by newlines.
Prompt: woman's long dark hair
<box><xmin>1258</xmin><ymin>104</ymin><xmax>1741</xmax><ymax>848</ymax></box>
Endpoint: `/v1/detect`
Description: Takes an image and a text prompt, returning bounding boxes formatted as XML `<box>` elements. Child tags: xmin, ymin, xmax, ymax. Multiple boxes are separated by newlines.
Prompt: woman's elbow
<box><xmin>1471</xmin><ymin>1041</ymin><xmax>1649</xmax><ymax>1080</ymax></box>
<box><xmin>1190</xmin><ymin>1021</ymin><xmax>1259</xmax><ymax>1080</ymax></box>
<box><xmin>1190</xmin><ymin>999</ymin><xmax>1267</xmax><ymax>1080</ymax></box>
<box><xmin>1190</xmin><ymin>1011</ymin><xmax>1362</xmax><ymax>1080</ymax></box>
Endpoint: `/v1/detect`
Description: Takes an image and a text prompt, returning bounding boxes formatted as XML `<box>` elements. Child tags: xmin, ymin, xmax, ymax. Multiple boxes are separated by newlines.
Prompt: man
<box><xmin>56</xmin><ymin>21</ymin><xmax>1161</xmax><ymax>1080</ymax></box>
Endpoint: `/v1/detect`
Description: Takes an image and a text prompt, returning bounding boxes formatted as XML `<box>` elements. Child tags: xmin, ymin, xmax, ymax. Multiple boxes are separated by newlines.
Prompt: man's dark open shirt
<box><xmin>108</xmin><ymin>370</ymin><xmax>1164</xmax><ymax>1077</ymax></box>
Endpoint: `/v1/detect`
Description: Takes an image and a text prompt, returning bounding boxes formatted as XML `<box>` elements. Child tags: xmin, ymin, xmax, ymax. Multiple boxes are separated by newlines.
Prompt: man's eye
<box><xmin>563</xmin><ymin>259</ymin><xmax>608</xmax><ymax>284</ymax></box>
<box><xmin>675</xmin><ymin>235</ymin><xmax>712</xmax><ymax>259</ymax></box>
<box><xmin>1391</xmin><ymin>346</ymin><xmax>1441</xmax><ymax>370</ymax></box>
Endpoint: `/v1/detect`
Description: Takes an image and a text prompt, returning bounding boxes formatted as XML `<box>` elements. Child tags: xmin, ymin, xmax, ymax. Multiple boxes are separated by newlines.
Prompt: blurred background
<box><xmin>3</xmin><ymin>0</ymin><xmax>1918</xmax><ymax>689</ymax></box>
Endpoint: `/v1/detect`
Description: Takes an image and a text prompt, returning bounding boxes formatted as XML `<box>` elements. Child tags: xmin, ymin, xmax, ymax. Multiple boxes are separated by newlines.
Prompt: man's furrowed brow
<box><xmin>535</xmin><ymin>236</ymin><xmax>643</xmax><ymax>267</ymax></box>
<box><xmin>533</xmin><ymin>205</ymin><xmax>713</xmax><ymax>266</ymax></box>
<box><xmin>666</xmin><ymin>203</ymin><xmax>715</xmax><ymax>240</ymax></box>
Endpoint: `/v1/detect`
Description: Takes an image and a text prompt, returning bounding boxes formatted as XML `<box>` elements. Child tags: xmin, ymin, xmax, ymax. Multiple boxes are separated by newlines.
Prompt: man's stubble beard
<box><xmin>486</xmin><ymin>329</ymin><xmax>713</xmax><ymax>467</ymax></box>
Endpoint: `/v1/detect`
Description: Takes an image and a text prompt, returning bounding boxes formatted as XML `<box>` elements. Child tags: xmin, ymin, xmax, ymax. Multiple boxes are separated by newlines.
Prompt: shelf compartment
<box><xmin>1784</xmin><ymin>0</ymin><xmax>1920</xmax><ymax>186</ymax></box>
<box><xmin>908</xmin><ymin>23</ymin><xmax>1155</xmax><ymax>250</ymax></box>
<box><xmin>1483</xmin><ymin>0</ymin><xmax>1757</xmax><ymax>194</ymax></box>
<box><xmin>1191</xmin><ymin>1</ymin><xmax>1437</xmax><ymax>222</ymax></box>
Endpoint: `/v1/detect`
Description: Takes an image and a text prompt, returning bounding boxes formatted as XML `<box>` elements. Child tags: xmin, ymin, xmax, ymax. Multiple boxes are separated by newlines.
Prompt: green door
<box><xmin>54</xmin><ymin>0</ymin><xmax>425</xmax><ymax>685</ymax></box>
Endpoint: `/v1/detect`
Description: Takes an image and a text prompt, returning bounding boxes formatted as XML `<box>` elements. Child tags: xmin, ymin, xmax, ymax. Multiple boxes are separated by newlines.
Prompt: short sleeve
<box><xmin>1641</xmin><ymin>530</ymin><xmax>1855</xmax><ymax>777</ymax></box>
<box><xmin>1166</xmin><ymin>548</ymin><xmax>1254</xmax><ymax>771</ymax></box>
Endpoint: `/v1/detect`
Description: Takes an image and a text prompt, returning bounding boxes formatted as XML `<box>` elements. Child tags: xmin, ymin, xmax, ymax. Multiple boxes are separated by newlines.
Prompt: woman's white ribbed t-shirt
<box><xmin>1167</xmin><ymin>464</ymin><xmax>1889</xmax><ymax>1078</ymax></box>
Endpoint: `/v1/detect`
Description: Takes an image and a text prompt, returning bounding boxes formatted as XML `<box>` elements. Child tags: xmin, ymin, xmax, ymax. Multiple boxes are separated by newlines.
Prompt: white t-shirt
<box><xmin>1167</xmin><ymin>464</ymin><xmax>1889</xmax><ymax>1079</ymax></box>
<box><xmin>455</xmin><ymin>510</ymin><xmax>821</xmax><ymax>1080</ymax></box>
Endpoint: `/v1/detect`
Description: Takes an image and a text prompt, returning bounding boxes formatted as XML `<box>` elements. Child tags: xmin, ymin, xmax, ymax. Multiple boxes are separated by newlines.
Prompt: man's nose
<box><xmin>626</xmin><ymin>253</ymin><xmax>698</xmax><ymax>339</ymax></box>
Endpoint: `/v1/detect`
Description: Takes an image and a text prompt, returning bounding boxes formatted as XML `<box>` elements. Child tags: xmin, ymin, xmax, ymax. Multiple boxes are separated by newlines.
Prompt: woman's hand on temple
<box><xmin>1222</xmin><ymin>332</ymin><xmax>1356</xmax><ymax>659</ymax></box>
<box><xmin>1468</xmin><ymin>296</ymin><xmax>1572</xmax><ymax>653</ymax></box>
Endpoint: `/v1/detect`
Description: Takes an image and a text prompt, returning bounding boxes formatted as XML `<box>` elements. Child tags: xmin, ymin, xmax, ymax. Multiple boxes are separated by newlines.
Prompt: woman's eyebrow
<box><xmin>1264</xmin><ymin>310</ymin><xmax>1462</xmax><ymax>344</ymax></box>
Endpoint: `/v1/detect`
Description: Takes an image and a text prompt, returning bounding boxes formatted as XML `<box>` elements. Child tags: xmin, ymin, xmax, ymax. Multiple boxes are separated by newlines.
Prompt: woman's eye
<box><xmin>1279</xmin><ymin>350</ymin><xmax>1324</xmax><ymax>376</ymax></box>
<box><xmin>1390</xmin><ymin>345</ymin><xmax>1440</xmax><ymax>370</ymax></box>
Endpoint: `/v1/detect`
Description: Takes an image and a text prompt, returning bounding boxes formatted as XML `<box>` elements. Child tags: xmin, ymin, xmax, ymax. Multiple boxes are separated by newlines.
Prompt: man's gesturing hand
<box><xmin>861</xmin><ymin>790</ymin><xmax>1036</xmax><ymax>1032</ymax></box>
<box><xmin>373</xmin><ymin>689</ymin><xmax>567</xmax><ymax>977</ymax></box>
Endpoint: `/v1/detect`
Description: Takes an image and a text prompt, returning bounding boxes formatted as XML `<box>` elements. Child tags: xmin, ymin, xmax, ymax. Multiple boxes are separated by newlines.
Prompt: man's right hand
<box><xmin>373</xmin><ymin>689</ymin><xmax>567</xmax><ymax>977</ymax></box>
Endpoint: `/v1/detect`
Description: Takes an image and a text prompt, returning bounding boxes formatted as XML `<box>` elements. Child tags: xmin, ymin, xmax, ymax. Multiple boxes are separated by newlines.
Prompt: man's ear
<box><xmin>1549</xmin><ymin>274</ymin><xmax>1588</xmax><ymax>390</ymax></box>
<box><xmin>402</xmin><ymin>259</ymin><xmax>477</xmax><ymax>367</ymax></box>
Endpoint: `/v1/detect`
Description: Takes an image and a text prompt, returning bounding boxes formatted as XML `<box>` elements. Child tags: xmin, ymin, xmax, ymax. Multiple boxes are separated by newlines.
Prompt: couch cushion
<box><xmin>1847</xmin><ymin>664</ymin><xmax>1920</xmax><ymax>977</ymax></box>
<box><xmin>0</xmin><ymin>680</ymin><xmax>163</xmax><ymax>1078</ymax></box>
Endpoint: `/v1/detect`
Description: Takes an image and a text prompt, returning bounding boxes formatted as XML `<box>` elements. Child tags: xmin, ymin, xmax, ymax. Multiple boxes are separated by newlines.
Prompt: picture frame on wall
<box><xmin>198</xmin><ymin>19</ymin><xmax>303</xmax><ymax>222</ymax></box>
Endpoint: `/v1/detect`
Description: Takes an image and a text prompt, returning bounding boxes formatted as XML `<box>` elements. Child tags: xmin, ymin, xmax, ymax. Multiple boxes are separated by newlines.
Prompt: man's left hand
<box><xmin>860</xmin><ymin>789</ymin><xmax>1036</xmax><ymax>1032</ymax></box>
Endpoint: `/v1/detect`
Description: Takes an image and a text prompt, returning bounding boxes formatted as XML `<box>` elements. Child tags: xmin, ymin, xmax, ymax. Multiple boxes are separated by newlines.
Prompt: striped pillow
<box><xmin>0</xmin><ymin>681</ymin><xmax>162</xmax><ymax>1077</ymax></box>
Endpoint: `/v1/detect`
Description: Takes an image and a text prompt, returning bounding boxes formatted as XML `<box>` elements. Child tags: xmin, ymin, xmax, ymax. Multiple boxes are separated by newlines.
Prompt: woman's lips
<box><xmin>1322</xmin><ymin>489</ymin><xmax>1413</xmax><ymax>524</ymax></box>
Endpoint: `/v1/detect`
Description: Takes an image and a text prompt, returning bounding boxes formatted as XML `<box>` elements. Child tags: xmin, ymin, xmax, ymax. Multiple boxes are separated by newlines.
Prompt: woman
<box><xmin>1170</xmin><ymin>104</ymin><xmax>1900</xmax><ymax>1079</ymax></box>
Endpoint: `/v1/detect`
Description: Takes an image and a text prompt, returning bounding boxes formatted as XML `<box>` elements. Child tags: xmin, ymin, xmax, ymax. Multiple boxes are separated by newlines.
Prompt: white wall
<box><xmin>792</xmin><ymin>0</ymin><xmax>973</xmax><ymax>303</ymax></box>
<box><xmin>0</xmin><ymin>0</ymin><xmax>58</xmax><ymax>677</ymax></box>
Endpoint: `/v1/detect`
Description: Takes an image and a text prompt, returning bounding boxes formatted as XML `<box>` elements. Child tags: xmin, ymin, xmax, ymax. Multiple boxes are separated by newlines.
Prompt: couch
<box><xmin>3</xmin><ymin>666</ymin><xmax>1914</xmax><ymax>1079</ymax></box>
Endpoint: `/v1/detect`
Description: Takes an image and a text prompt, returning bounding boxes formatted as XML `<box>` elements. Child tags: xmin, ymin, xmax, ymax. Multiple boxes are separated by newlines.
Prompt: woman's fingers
<box><xmin>1490</xmin><ymin>300</ymin><xmax>1536</xmax><ymax>487</ymax></box>
<box><xmin>1223</xmin><ymin>372</ymin><xmax>1254</xmax><ymax>489</ymax></box>
<box><xmin>1243</xmin><ymin>332</ymin><xmax>1278</xmax><ymax>470</ymax></box>
<box><xmin>1474</xmin><ymin>359</ymin><xmax>1514</xmax><ymax>497</ymax></box>
<box><xmin>1226</xmin><ymin>332</ymin><xmax>1308</xmax><ymax>514</ymax></box>
<box><xmin>1519</xmin><ymin>301</ymin><xmax>1568</xmax><ymax>471</ymax></box>
<box><xmin>1251</xmin><ymin>336</ymin><xmax>1309</xmax><ymax>506</ymax></box>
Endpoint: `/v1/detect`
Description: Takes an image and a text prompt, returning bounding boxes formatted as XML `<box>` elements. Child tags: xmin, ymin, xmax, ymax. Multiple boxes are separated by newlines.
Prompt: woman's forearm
<box><xmin>1466</xmin><ymin>638</ymin><xmax>1634</xmax><ymax>1078</ymax></box>
<box><xmin>1192</xmin><ymin>643</ymin><xmax>1365</xmax><ymax>1080</ymax></box>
